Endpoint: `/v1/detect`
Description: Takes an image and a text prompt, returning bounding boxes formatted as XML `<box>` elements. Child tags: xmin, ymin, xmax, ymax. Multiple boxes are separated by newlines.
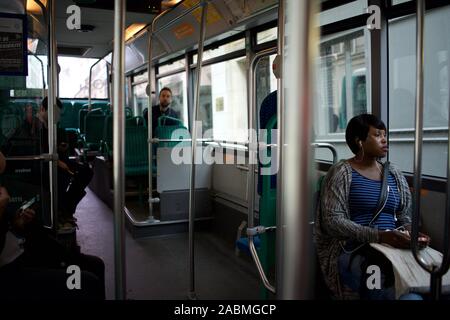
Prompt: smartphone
<box><xmin>19</xmin><ymin>196</ymin><xmax>37</xmax><ymax>212</ymax></box>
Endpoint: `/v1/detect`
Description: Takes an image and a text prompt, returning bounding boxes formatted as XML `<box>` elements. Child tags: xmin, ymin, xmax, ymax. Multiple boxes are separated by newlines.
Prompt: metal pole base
<box><xmin>144</xmin><ymin>216</ymin><xmax>160</xmax><ymax>224</ymax></box>
<box><xmin>187</xmin><ymin>291</ymin><xmax>198</xmax><ymax>300</ymax></box>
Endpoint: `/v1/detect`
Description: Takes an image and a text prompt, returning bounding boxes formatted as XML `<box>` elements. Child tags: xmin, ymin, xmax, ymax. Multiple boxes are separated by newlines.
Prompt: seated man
<box><xmin>143</xmin><ymin>87</ymin><xmax>180</xmax><ymax>138</ymax></box>
<box><xmin>0</xmin><ymin>151</ymin><xmax>105</xmax><ymax>299</ymax></box>
<box><xmin>36</xmin><ymin>97</ymin><xmax>94</xmax><ymax>232</ymax></box>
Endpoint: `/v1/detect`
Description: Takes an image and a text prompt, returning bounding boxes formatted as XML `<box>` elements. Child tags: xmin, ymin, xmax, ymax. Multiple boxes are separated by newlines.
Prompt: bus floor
<box><xmin>75</xmin><ymin>188</ymin><xmax>261</xmax><ymax>300</ymax></box>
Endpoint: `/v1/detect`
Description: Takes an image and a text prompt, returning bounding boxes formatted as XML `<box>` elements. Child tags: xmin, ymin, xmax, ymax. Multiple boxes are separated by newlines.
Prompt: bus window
<box><xmin>157</xmin><ymin>72</ymin><xmax>188</xmax><ymax>128</ymax></box>
<box><xmin>314</xmin><ymin>29</ymin><xmax>370</xmax><ymax>163</ymax></box>
<box><xmin>58</xmin><ymin>57</ymin><xmax>108</xmax><ymax>99</ymax></box>
<box><xmin>388</xmin><ymin>6</ymin><xmax>449</xmax><ymax>177</ymax></box>
<box><xmin>339</xmin><ymin>70</ymin><xmax>367</xmax><ymax>130</ymax></box>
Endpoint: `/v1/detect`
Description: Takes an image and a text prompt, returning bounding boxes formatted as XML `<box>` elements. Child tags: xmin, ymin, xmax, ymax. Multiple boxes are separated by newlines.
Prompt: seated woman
<box><xmin>314</xmin><ymin>114</ymin><xmax>430</xmax><ymax>300</ymax></box>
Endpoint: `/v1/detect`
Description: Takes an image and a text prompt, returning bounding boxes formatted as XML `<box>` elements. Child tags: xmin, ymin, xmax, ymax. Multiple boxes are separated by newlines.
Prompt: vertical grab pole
<box><xmin>113</xmin><ymin>0</ymin><xmax>126</xmax><ymax>300</ymax></box>
<box><xmin>88</xmin><ymin>59</ymin><xmax>102</xmax><ymax>111</ymax></box>
<box><xmin>411</xmin><ymin>0</ymin><xmax>450</xmax><ymax>300</ymax></box>
<box><xmin>278</xmin><ymin>0</ymin><xmax>318</xmax><ymax>299</ymax></box>
<box><xmin>47</xmin><ymin>0</ymin><xmax>58</xmax><ymax>230</ymax></box>
<box><xmin>188</xmin><ymin>0</ymin><xmax>208</xmax><ymax>300</ymax></box>
<box><xmin>411</xmin><ymin>0</ymin><xmax>428</xmax><ymax>287</ymax></box>
<box><xmin>146</xmin><ymin>11</ymin><xmax>171</xmax><ymax>224</ymax></box>
<box><xmin>411</xmin><ymin>0</ymin><xmax>425</xmax><ymax>261</ymax></box>
<box><xmin>275</xmin><ymin>0</ymin><xmax>285</xmax><ymax>298</ymax></box>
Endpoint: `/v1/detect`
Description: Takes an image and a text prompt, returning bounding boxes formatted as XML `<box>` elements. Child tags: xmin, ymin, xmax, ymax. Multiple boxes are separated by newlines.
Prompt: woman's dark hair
<box><xmin>345</xmin><ymin>114</ymin><xmax>386</xmax><ymax>154</ymax></box>
<box><xmin>41</xmin><ymin>96</ymin><xmax>63</xmax><ymax>111</ymax></box>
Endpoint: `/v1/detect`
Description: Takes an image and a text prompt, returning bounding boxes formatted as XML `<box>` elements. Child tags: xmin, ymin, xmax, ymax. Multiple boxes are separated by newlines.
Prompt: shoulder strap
<box><xmin>369</xmin><ymin>161</ymin><xmax>390</xmax><ymax>226</ymax></box>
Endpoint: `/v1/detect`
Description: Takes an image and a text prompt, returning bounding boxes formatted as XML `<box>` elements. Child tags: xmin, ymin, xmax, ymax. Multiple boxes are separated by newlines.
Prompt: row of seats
<box><xmin>60</xmin><ymin>100</ymin><xmax>111</xmax><ymax>131</ymax></box>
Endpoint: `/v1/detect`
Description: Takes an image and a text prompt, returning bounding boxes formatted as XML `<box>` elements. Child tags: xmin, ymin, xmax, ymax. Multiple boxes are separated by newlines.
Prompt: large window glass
<box><xmin>314</xmin><ymin>28</ymin><xmax>370</xmax><ymax>162</ymax></box>
<box><xmin>59</xmin><ymin>57</ymin><xmax>108</xmax><ymax>99</ymax></box>
<box><xmin>318</xmin><ymin>0</ymin><xmax>368</xmax><ymax>27</ymax></box>
<box><xmin>193</xmin><ymin>38</ymin><xmax>245</xmax><ymax>64</ymax></box>
<box><xmin>0</xmin><ymin>34</ymin><xmax>51</xmax><ymax>226</ymax></box>
<box><xmin>157</xmin><ymin>72</ymin><xmax>188</xmax><ymax>127</ymax></box>
<box><xmin>388</xmin><ymin>7</ymin><xmax>449</xmax><ymax>177</ymax></box>
<box><xmin>10</xmin><ymin>54</ymin><xmax>48</xmax><ymax>98</ymax></box>
<box><xmin>391</xmin><ymin>0</ymin><xmax>411</xmax><ymax>5</ymax></box>
<box><xmin>133</xmin><ymin>82</ymin><xmax>149</xmax><ymax>117</ymax></box>
<box><xmin>158</xmin><ymin>58</ymin><xmax>185</xmax><ymax>74</ymax></box>
<box><xmin>257</xmin><ymin>27</ymin><xmax>278</xmax><ymax>45</ymax></box>
<box><xmin>198</xmin><ymin>56</ymin><xmax>248</xmax><ymax>142</ymax></box>
<box><xmin>316</xmin><ymin>29</ymin><xmax>369</xmax><ymax>136</ymax></box>
<box><xmin>26</xmin><ymin>55</ymin><xmax>47</xmax><ymax>91</ymax></box>
<box><xmin>133</xmin><ymin>71</ymin><xmax>148</xmax><ymax>83</ymax></box>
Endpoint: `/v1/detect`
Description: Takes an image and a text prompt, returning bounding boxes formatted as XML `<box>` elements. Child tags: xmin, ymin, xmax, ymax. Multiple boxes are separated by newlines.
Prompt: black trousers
<box><xmin>0</xmin><ymin>228</ymin><xmax>105</xmax><ymax>300</ymax></box>
<box><xmin>58</xmin><ymin>160</ymin><xmax>93</xmax><ymax>218</ymax></box>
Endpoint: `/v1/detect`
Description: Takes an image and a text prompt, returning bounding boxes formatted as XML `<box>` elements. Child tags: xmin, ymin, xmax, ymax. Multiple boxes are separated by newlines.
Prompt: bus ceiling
<box><xmin>13</xmin><ymin>0</ymin><xmax>278</xmax><ymax>64</ymax></box>
<box><xmin>123</xmin><ymin>0</ymin><xmax>278</xmax><ymax>73</ymax></box>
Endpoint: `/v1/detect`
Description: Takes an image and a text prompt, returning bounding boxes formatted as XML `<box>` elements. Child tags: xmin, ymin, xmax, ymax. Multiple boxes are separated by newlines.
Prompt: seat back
<box><xmin>154</xmin><ymin>115</ymin><xmax>189</xmax><ymax>148</ymax></box>
<box><xmin>84</xmin><ymin>111</ymin><xmax>107</xmax><ymax>148</ymax></box>
<box><xmin>126</xmin><ymin>116</ymin><xmax>146</xmax><ymax>127</ymax></box>
<box><xmin>102</xmin><ymin>114</ymin><xmax>113</xmax><ymax>156</ymax></box>
<box><xmin>125</xmin><ymin>126</ymin><xmax>149</xmax><ymax>176</ymax></box>
<box><xmin>59</xmin><ymin>101</ymin><xmax>75</xmax><ymax>129</ymax></box>
<box><xmin>125</xmin><ymin>107</ymin><xmax>133</xmax><ymax>118</ymax></box>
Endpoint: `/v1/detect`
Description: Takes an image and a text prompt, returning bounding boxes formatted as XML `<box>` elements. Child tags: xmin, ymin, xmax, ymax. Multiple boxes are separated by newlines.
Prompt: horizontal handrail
<box><xmin>311</xmin><ymin>142</ymin><xmax>338</xmax><ymax>164</ymax></box>
<box><xmin>5</xmin><ymin>154</ymin><xmax>57</xmax><ymax>162</ymax></box>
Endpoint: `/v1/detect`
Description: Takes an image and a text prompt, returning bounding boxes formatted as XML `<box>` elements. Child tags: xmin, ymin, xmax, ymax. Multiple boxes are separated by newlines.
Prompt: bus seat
<box><xmin>101</xmin><ymin>115</ymin><xmax>113</xmax><ymax>159</ymax></box>
<box><xmin>79</xmin><ymin>108</ymin><xmax>102</xmax><ymax>135</ymax></box>
<box><xmin>126</xmin><ymin>116</ymin><xmax>146</xmax><ymax>127</ymax></box>
<box><xmin>125</xmin><ymin>107</ymin><xmax>133</xmax><ymax>118</ymax></box>
<box><xmin>78</xmin><ymin>109</ymin><xmax>89</xmax><ymax>134</ymax></box>
<box><xmin>84</xmin><ymin>111</ymin><xmax>107</xmax><ymax>151</ymax></box>
<box><xmin>154</xmin><ymin>116</ymin><xmax>189</xmax><ymax>148</ymax></box>
<box><xmin>125</xmin><ymin>126</ymin><xmax>149</xmax><ymax>177</ymax></box>
<box><xmin>89</xmin><ymin>102</ymin><xmax>110</xmax><ymax>113</ymax></box>
<box><xmin>59</xmin><ymin>101</ymin><xmax>75</xmax><ymax>129</ymax></box>
<box><xmin>125</xmin><ymin>126</ymin><xmax>149</xmax><ymax>204</ymax></box>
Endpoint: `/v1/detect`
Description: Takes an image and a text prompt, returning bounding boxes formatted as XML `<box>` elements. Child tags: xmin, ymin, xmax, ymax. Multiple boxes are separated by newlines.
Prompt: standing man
<box><xmin>144</xmin><ymin>87</ymin><xmax>180</xmax><ymax>137</ymax></box>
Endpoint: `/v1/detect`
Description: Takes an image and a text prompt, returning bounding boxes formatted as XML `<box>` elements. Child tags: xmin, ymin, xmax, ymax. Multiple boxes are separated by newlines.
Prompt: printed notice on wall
<box><xmin>0</xmin><ymin>13</ymin><xmax>27</xmax><ymax>76</ymax></box>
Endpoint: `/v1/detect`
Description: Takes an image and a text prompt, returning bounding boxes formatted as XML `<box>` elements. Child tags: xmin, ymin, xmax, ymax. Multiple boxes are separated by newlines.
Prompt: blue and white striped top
<box><xmin>349</xmin><ymin>169</ymin><xmax>399</xmax><ymax>230</ymax></box>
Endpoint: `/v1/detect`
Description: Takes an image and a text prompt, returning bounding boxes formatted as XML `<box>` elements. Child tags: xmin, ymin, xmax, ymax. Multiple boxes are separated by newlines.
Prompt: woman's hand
<box><xmin>400</xmin><ymin>225</ymin><xmax>431</xmax><ymax>248</ymax></box>
<box><xmin>379</xmin><ymin>230</ymin><xmax>411</xmax><ymax>249</ymax></box>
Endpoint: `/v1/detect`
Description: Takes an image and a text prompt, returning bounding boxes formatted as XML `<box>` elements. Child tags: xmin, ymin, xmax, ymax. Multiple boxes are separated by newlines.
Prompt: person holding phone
<box><xmin>0</xmin><ymin>151</ymin><xmax>105</xmax><ymax>300</ymax></box>
<box><xmin>314</xmin><ymin>114</ymin><xmax>431</xmax><ymax>300</ymax></box>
